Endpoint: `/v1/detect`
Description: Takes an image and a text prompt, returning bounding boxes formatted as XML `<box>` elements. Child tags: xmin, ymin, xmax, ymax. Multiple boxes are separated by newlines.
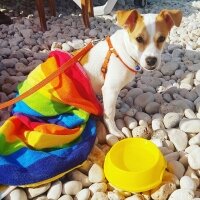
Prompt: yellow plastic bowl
<box><xmin>104</xmin><ymin>138</ymin><xmax>167</xmax><ymax>192</ymax></box>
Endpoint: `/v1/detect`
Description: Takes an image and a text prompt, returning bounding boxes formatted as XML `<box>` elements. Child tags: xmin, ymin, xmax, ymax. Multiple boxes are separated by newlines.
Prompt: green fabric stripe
<box><xmin>0</xmin><ymin>134</ymin><xmax>24</xmax><ymax>155</ymax></box>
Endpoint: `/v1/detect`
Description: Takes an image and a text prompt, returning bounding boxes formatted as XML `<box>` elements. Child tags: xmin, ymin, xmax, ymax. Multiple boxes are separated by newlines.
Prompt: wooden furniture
<box><xmin>35</xmin><ymin>0</ymin><xmax>56</xmax><ymax>31</ymax></box>
<box><xmin>35</xmin><ymin>0</ymin><xmax>117</xmax><ymax>31</ymax></box>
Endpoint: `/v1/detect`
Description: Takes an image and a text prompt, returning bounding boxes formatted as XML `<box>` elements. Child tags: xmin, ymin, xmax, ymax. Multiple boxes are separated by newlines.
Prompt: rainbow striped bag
<box><xmin>0</xmin><ymin>50</ymin><xmax>103</xmax><ymax>186</ymax></box>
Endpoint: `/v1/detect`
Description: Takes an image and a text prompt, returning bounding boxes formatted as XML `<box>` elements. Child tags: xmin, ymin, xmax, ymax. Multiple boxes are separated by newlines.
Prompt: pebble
<box><xmin>151</xmin><ymin>182</ymin><xmax>176</xmax><ymax>200</ymax></box>
<box><xmin>161</xmin><ymin>62</ymin><xmax>179</xmax><ymax>76</ymax></box>
<box><xmin>89</xmin><ymin>183</ymin><xmax>107</xmax><ymax>194</ymax></box>
<box><xmin>167</xmin><ymin>160</ymin><xmax>185</xmax><ymax>179</ymax></box>
<box><xmin>163</xmin><ymin>113</ymin><xmax>183</xmax><ymax>129</ymax></box>
<box><xmin>168</xmin><ymin>189</ymin><xmax>194</xmax><ymax>200</ymax></box>
<box><xmin>179</xmin><ymin>119</ymin><xmax>200</xmax><ymax>133</ymax></box>
<box><xmin>124</xmin><ymin>116</ymin><xmax>137</xmax><ymax>129</ymax></box>
<box><xmin>134</xmin><ymin>92</ymin><xmax>155</xmax><ymax>108</ymax></box>
<box><xmin>95</xmin><ymin>121</ymin><xmax>106</xmax><ymax>143</ymax></box>
<box><xmin>132</xmin><ymin>125</ymin><xmax>151</xmax><ymax>139</ymax></box>
<box><xmin>47</xmin><ymin>181</ymin><xmax>62</xmax><ymax>200</ymax></box>
<box><xmin>67</xmin><ymin>170</ymin><xmax>91</xmax><ymax>187</ymax></box>
<box><xmin>184</xmin><ymin>108</ymin><xmax>196</xmax><ymax>119</ymax></box>
<box><xmin>27</xmin><ymin>183</ymin><xmax>51</xmax><ymax>199</ymax></box>
<box><xmin>88</xmin><ymin>164</ymin><xmax>105</xmax><ymax>183</ymax></box>
<box><xmin>106</xmin><ymin>134</ymin><xmax>119</xmax><ymax>146</ymax></box>
<box><xmin>58</xmin><ymin>195</ymin><xmax>73</xmax><ymax>200</ymax></box>
<box><xmin>6</xmin><ymin>189</ymin><xmax>28</xmax><ymax>200</ymax></box>
<box><xmin>167</xmin><ymin>129</ymin><xmax>188</xmax><ymax>151</ymax></box>
<box><xmin>135</xmin><ymin>112</ymin><xmax>151</xmax><ymax>124</ymax></box>
<box><xmin>188</xmin><ymin>147</ymin><xmax>200</xmax><ymax>170</ymax></box>
<box><xmin>145</xmin><ymin>102</ymin><xmax>160</xmax><ymax>114</ymax></box>
<box><xmin>189</xmin><ymin>133</ymin><xmax>200</xmax><ymax>146</ymax></box>
<box><xmin>180</xmin><ymin>176</ymin><xmax>197</xmax><ymax>191</ymax></box>
<box><xmin>91</xmin><ymin>192</ymin><xmax>108</xmax><ymax>200</ymax></box>
<box><xmin>62</xmin><ymin>181</ymin><xmax>82</xmax><ymax>195</ymax></box>
<box><xmin>75</xmin><ymin>189</ymin><xmax>90</xmax><ymax>200</ymax></box>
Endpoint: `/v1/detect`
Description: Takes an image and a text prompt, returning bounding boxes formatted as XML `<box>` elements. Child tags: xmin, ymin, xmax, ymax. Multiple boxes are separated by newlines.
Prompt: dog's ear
<box><xmin>116</xmin><ymin>10</ymin><xmax>140</xmax><ymax>32</ymax></box>
<box><xmin>159</xmin><ymin>10</ymin><xmax>182</xmax><ymax>29</ymax></box>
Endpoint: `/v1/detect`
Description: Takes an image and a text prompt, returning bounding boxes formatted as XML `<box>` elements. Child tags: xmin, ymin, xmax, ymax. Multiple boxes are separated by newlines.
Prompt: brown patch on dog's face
<box><xmin>155</xmin><ymin>14</ymin><xmax>169</xmax><ymax>50</ymax></box>
<box><xmin>155</xmin><ymin>9</ymin><xmax>183</xmax><ymax>50</ymax></box>
<box><xmin>128</xmin><ymin>15</ymin><xmax>150</xmax><ymax>52</ymax></box>
<box><xmin>117</xmin><ymin>10</ymin><xmax>150</xmax><ymax>52</ymax></box>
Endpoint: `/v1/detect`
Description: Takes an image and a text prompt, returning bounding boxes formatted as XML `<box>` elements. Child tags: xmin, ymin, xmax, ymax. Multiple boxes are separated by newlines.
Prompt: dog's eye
<box><xmin>136</xmin><ymin>36</ymin><xmax>144</xmax><ymax>43</ymax></box>
<box><xmin>157</xmin><ymin>36</ymin><xmax>165</xmax><ymax>43</ymax></box>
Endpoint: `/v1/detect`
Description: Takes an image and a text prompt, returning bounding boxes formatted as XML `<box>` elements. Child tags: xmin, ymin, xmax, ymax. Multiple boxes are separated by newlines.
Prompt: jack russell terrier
<box><xmin>79</xmin><ymin>9</ymin><xmax>182</xmax><ymax>138</ymax></box>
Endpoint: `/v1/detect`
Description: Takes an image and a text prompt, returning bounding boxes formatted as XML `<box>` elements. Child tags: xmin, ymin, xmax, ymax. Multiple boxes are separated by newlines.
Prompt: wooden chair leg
<box><xmin>81</xmin><ymin>0</ymin><xmax>90</xmax><ymax>28</ymax></box>
<box><xmin>35</xmin><ymin>0</ymin><xmax>47</xmax><ymax>31</ymax></box>
<box><xmin>88</xmin><ymin>0</ymin><xmax>94</xmax><ymax>17</ymax></box>
<box><xmin>48</xmin><ymin>0</ymin><xmax>56</xmax><ymax>16</ymax></box>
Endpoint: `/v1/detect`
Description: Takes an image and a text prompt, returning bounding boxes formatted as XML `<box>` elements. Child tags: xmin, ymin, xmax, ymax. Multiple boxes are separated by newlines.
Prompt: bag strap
<box><xmin>0</xmin><ymin>42</ymin><xmax>93</xmax><ymax>110</ymax></box>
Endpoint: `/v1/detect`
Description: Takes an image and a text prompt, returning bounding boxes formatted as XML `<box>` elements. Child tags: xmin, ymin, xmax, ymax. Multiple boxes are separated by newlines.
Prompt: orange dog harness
<box><xmin>101</xmin><ymin>37</ymin><xmax>141</xmax><ymax>78</ymax></box>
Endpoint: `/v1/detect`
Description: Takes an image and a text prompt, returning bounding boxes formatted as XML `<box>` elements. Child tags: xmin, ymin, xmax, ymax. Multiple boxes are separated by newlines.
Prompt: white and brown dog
<box><xmin>80</xmin><ymin>9</ymin><xmax>182</xmax><ymax>138</ymax></box>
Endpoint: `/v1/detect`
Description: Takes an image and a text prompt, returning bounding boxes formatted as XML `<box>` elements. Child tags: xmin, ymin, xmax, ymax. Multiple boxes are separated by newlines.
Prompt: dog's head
<box><xmin>116</xmin><ymin>9</ymin><xmax>182</xmax><ymax>71</ymax></box>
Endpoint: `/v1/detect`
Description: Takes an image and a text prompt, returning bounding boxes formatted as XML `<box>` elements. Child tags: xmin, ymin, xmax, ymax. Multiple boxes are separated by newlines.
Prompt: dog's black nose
<box><xmin>145</xmin><ymin>57</ymin><xmax>157</xmax><ymax>66</ymax></box>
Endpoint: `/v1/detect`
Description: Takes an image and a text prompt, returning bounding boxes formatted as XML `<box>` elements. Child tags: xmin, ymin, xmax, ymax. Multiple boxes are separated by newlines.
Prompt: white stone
<box><xmin>88</xmin><ymin>164</ymin><xmax>105</xmax><ymax>183</ymax></box>
<box><xmin>167</xmin><ymin>160</ymin><xmax>185</xmax><ymax>179</ymax></box>
<box><xmin>188</xmin><ymin>147</ymin><xmax>200</xmax><ymax>170</ymax></box>
<box><xmin>180</xmin><ymin>176</ymin><xmax>197</xmax><ymax>191</ymax></box>
<box><xmin>91</xmin><ymin>192</ymin><xmax>108</xmax><ymax>200</ymax></box>
<box><xmin>189</xmin><ymin>133</ymin><xmax>200</xmax><ymax>145</ymax></box>
<box><xmin>151</xmin><ymin>138</ymin><xmax>163</xmax><ymax>147</ymax></box>
<box><xmin>47</xmin><ymin>181</ymin><xmax>62</xmax><ymax>200</ymax></box>
<box><xmin>27</xmin><ymin>183</ymin><xmax>51</xmax><ymax>198</ymax></box>
<box><xmin>185</xmin><ymin>145</ymin><xmax>199</xmax><ymax>153</ymax></box>
<box><xmin>168</xmin><ymin>189</ymin><xmax>194</xmax><ymax>200</ymax></box>
<box><xmin>75</xmin><ymin>189</ymin><xmax>90</xmax><ymax>200</ymax></box>
<box><xmin>151</xmin><ymin>182</ymin><xmax>176</xmax><ymax>200</ymax></box>
<box><xmin>152</xmin><ymin>129</ymin><xmax>168</xmax><ymax>141</ymax></box>
<box><xmin>125</xmin><ymin>194</ymin><xmax>144</xmax><ymax>200</ymax></box>
<box><xmin>6</xmin><ymin>189</ymin><xmax>27</xmax><ymax>200</ymax></box>
<box><xmin>163</xmin><ymin>113</ymin><xmax>182</xmax><ymax>129</ymax></box>
<box><xmin>180</xmin><ymin>119</ymin><xmax>200</xmax><ymax>133</ymax></box>
<box><xmin>122</xmin><ymin>127</ymin><xmax>132</xmax><ymax>137</ymax></box>
<box><xmin>167</xmin><ymin>129</ymin><xmax>188</xmax><ymax>151</ymax></box>
<box><xmin>107</xmin><ymin>191</ymin><xmax>125</xmax><ymax>200</ymax></box>
<box><xmin>132</xmin><ymin>126</ymin><xmax>151</xmax><ymax>139</ymax></box>
<box><xmin>62</xmin><ymin>43</ymin><xmax>72</xmax><ymax>51</ymax></box>
<box><xmin>106</xmin><ymin>134</ymin><xmax>119</xmax><ymax>146</ymax></box>
<box><xmin>68</xmin><ymin>169</ymin><xmax>91</xmax><ymax>187</ymax></box>
<box><xmin>62</xmin><ymin>181</ymin><xmax>82</xmax><ymax>195</ymax></box>
<box><xmin>184</xmin><ymin>108</ymin><xmax>196</xmax><ymax>119</ymax></box>
<box><xmin>58</xmin><ymin>195</ymin><xmax>73</xmax><ymax>200</ymax></box>
<box><xmin>89</xmin><ymin>183</ymin><xmax>107</xmax><ymax>194</ymax></box>
<box><xmin>196</xmin><ymin>70</ymin><xmax>200</xmax><ymax>81</ymax></box>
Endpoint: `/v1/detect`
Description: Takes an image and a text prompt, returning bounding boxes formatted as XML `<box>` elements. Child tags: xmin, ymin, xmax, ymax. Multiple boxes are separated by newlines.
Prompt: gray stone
<box><xmin>161</xmin><ymin>62</ymin><xmax>179</xmax><ymax>76</ymax></box>
<box><xmin>134</xmin><ymin>92</ymin><xmax>154</xmax><ymax>108</ymax></box>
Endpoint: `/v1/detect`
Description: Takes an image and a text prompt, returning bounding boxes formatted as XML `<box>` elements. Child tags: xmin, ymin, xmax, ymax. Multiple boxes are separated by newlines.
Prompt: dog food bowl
<box><xmin>104</xmin><ymin>138</ymin><xmax>166</xmax><ymax>192</ymax></box>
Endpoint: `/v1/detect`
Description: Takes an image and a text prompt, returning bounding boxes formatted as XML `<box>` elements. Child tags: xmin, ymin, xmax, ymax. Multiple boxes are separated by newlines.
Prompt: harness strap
<box><xmin>0</xmin><ymin>42</ymin><xmax>94</xmax><ymax>110</ymax></box>
<box><xmin>101</xmin><ymin>36</ymin><xmax>138</xmax><ymax>78</ymax></box>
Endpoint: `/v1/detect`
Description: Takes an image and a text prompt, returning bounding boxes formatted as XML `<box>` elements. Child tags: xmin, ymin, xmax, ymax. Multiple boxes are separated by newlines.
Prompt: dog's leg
<box><xmin>102</xmin><ymin>85</ymin><xmax>124</xmax><ymax>138</ymax></box>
